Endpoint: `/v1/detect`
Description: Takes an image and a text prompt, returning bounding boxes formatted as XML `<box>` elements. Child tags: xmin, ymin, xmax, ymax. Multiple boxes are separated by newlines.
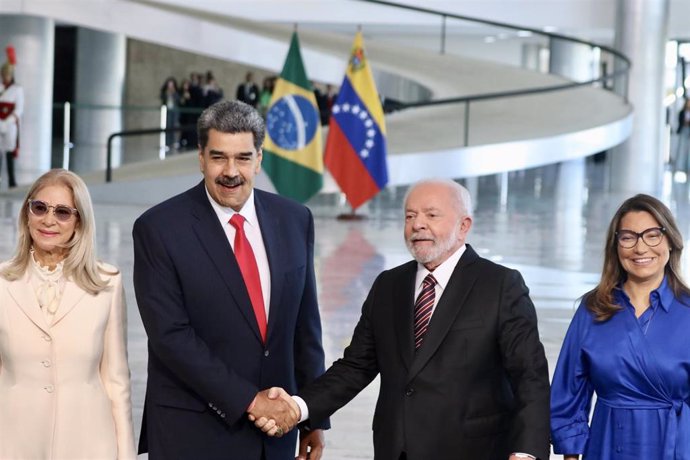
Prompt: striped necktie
<box><xmin>413</xmin><ymin>274</ymin><xmax>437</xmax><ymax>350</ymax></box>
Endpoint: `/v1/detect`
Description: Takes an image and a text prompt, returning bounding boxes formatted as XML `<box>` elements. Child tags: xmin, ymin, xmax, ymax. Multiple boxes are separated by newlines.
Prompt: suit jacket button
<box><xmin>221</xmin><ymin>413</ymin><xmax>226</xmax><ymax>418</ymax></box>
<box><xmin>42</xmin><ymin>335</ymin><xmax>52</xmax><ymax>342</ymax></box>
<box><xmin>405</xmin><ymin>388</ymin><xmax>414</xmax><ymax>396</ymax></box>
<box><xmin>44</xmin><ymin>385</ymin><xmax>54</xmax><ymax>393</ymax></box>
<box><xmin>264</xmin><ymin>350</ymin><xmax>270</xmax><ymax>357</ymax></box>
<box><xmin>42</xmin><ymin>360</ymin><xmax>52</xmax><ymax>367</ymax></box>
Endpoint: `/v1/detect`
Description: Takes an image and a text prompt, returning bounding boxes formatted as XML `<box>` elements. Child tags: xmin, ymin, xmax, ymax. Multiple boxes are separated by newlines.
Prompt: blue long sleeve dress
<box><xmin>550</xmin><ymin>277</ymin><xmax>690</xmax><ymax>459</ymax></box>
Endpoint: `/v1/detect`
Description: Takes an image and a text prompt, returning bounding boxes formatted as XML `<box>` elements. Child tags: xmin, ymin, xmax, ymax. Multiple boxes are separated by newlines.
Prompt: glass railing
<box><xmin>351</xmin><ymin>0</ymin><xmax>630</xmax><ymax>95</ymax></box>
<box><xmin>52</xmin><ymin>103</ymin><xmax>202</xmax><ymax>180</ymax></box>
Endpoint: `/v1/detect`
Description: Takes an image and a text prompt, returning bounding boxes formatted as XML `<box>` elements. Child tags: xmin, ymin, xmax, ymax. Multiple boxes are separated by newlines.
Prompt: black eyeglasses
<box><xmin>27</xmin><ymin>200</ymin><xmax>79</xmax><ymax>222</ymax></box>
<box><xmin>615</xmin><ymin>227</ymin><xmax>666</xmax><ymax>249</ymax></box>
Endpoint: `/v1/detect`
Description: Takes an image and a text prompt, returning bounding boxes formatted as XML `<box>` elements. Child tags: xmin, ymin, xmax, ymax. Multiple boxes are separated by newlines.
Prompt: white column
<box><xmin>609</xmin><ymin>0</ymin><xmax>670</xmax><ymax>194</ymax></box>
<box><xmin>72</xmin><ymin>27</ymin><xmax>126</xmax><ymax>173</ymax></box>
<box><xmin>521</xmin><ymin>43</ymin><xmax>542</xmax><ymax>72</ymax></box>
<box><xmin>549</xmin><ymin>38</ymin><xmax>600</xmax><ymax>83</ymax></box>
<box><xmin>0</xmin><ymin>15</ymin><xmax>54</xmax><ymax>187</ymax></box>
<box><xmin>547</xmin><ymin>35</ymin><xmax>595</xmax><ymax>248</ymax></box>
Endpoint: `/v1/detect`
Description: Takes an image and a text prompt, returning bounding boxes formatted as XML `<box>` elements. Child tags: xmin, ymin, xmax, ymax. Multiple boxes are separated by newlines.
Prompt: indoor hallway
<box><xmin>2</xmin><ymin>160</ymin><xmax>688</xmax><ymax>459</ymax></box>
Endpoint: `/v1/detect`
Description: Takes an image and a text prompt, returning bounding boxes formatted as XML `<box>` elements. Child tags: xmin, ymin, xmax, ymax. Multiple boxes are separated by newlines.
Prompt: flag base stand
<box><xmin>336</xmin><ymin>211</ymin><xmax>368</xmax><ymax>221</ymax></box>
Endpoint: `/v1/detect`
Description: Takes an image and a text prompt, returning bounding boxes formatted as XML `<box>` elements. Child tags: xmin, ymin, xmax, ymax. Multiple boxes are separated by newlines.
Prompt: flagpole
<box><xmin>326</xmin><ymin>25</ymin><xmax>388</xmax><ymax>222</ymax></box>
<box><xmin>335</xmin><ymin>193</ymin><xmax>367</xmax><ymax>221</ymax></box>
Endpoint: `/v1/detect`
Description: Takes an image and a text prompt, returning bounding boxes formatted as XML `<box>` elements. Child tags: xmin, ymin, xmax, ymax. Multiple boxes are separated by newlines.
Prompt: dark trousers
<box><xmin>2</xmin><ymin>152</ymin><xmax>16</xmax><ymax>188</ymax></box>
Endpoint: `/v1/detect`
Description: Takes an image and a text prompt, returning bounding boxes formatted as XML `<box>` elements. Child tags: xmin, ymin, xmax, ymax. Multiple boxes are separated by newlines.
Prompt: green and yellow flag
<box><xmin>262</xmin><ymin>32</ymin><xmax>323</xmax><ymax>202</ymax></box>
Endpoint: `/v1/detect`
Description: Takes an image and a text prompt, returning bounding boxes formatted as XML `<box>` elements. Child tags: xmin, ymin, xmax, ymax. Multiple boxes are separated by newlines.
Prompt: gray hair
<box><xmin>197</xmin><ymin>100</ymin><xmax>265</xmax><ymax>150</ymax></box>
<box><xmin>403</xmin><ymin>178</ymin><xmax>473</xmax><ymax>217</ymax></box>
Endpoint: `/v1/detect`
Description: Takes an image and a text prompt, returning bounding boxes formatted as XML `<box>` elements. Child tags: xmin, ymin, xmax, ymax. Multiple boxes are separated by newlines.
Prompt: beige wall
<box><xmin>122</xmin><ymin>38</ymin><xmax>275</xmax><ymax>163</ymax></box>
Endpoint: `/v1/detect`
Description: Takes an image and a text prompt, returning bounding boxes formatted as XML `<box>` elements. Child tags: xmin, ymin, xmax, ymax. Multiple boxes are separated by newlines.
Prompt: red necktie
<box><xmin>413</xmin><ymin>274</ymin><xmax>437</xmax><ymax>350</ymax></box>
<box><xmin>229</xmin><ymin>214</ymin><xmax>267</xmax><ymax>343</ymax></box>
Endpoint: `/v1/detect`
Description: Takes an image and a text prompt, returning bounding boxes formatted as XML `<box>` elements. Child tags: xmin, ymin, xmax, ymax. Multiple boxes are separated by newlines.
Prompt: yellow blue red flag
<box><xmin>324</xmin><ymin>31</ymin><xmax>388</xmax><ymax>210</ymax></box>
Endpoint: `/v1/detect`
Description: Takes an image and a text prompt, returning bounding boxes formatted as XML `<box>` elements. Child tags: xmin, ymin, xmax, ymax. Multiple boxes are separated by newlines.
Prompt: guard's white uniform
<box><xmin>0</xmin><ymin>82</ymin><xmax>24</xmax><ymax>153</ymax></box>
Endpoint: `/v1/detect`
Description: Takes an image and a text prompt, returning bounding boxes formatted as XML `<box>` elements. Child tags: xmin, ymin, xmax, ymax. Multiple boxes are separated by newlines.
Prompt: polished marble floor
<box><xmin>2</xmin><ymin>160</ymin><xmax>690</xmax><ymax>459</ymax></box>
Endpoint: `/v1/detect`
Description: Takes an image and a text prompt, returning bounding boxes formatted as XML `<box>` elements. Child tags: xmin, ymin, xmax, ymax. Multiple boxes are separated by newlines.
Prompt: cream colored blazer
<box><xmin>0</xmin><ymin>262</ymin><xmax>136</xmax><ymax>460</ymax></box>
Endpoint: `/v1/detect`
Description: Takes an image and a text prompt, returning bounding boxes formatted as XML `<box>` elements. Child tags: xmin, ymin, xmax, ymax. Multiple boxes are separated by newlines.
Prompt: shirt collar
<box><xmin>204</xmin><ymin>186</ymin><xmax>258</xmax><ymax>228</ymax></box>
<box><xmin>414</xmin><ymin>244</ymin><xmax>466</xmax><ymax>292</ymax></box>
<box><xmin>616</xmin><ymin>275</ymin><xmax>674</xmax><ymax>313</ymax></box>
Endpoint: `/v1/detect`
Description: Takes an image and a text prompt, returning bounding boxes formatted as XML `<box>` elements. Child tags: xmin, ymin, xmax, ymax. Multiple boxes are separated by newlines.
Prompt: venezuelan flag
<box><xmin>263</xmin><ymin>32</ymin><xmax>323</xmax><ymax>203</ymax></box>
<box><xmin>324</xmin><ymin>31</ymin><xmax>388</xmax><ymax>210</ymax></box>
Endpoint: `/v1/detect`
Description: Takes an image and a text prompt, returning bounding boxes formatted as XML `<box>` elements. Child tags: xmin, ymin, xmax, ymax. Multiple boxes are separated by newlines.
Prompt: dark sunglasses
<box><xmin>27</xmin><ymin>199</ymin><xmax>79</xmax><ymax>222</ymax></box>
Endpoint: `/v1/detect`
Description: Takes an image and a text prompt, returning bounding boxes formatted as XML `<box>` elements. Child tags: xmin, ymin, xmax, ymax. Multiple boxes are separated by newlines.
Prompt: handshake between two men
<box><xmin>247</xmin><ymin>387</ymin><xmax>326</xmax><ymax>459</ymax></box>
<box><xmin>247</xmin><ymin>387</ymin><xmax>299</xmax><ymax>437</ymax></box>
<box><xmin>247</xmin><ymin>387</ymin><xmax>326</xmax><ymax>460</ymax></box>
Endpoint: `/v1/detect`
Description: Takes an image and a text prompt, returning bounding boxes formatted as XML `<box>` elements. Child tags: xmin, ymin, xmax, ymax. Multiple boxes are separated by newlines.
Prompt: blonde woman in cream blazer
<box><xmin>0</xmin><ymin>169</ymin><xmax>136</xmax><ymax>460</ymax></box>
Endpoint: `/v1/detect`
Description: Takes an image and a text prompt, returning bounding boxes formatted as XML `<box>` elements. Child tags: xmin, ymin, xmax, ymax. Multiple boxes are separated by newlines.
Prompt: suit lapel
<box><xmin>394</xmin><ymin>262</ymin><xmax>418</xmax><ymax>372</ymax></box>
<box><xmin>254</xmin><ymin>191</ymin><xmax>284</xmax><ymax>344</ymax></box>
<box><xmin>188</xmin><ymin>182</ymin><xmax>263</xmax><ymax>343</ymax></box>
<box><xmin>51</xmin><ymin>280</ymin><xmax>88</xmax><ymax>325</ymax></box>
<box><xmin>7</xmin><ymin>273</ymin><xmax>49</xmax><ymax>333</ymax></box>
<box><xmin>408</xmin><ymin>246</ymin><xmax>480</xmax><ymax>380</ymax></box>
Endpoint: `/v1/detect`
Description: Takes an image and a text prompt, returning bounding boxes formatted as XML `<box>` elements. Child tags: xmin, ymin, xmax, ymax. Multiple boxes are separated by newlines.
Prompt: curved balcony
<box><xmin>0</xmin><ymin>0</ymin><xmax>632</xmax><ymax>202</ymax></box>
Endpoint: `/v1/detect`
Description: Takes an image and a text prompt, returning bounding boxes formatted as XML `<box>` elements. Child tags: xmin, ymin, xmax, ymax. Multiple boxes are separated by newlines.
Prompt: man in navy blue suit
<box><xmin>133</xmin><ymin>100</ymin><xmax>328</xmax><ymax>459</ymax></box>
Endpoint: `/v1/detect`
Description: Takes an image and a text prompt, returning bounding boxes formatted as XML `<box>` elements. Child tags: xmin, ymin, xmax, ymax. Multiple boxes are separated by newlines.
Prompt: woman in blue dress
<box><xmin>551</xmin><ymin>194</ymin><xmax>690</xmax><ymax>460</ymax></box>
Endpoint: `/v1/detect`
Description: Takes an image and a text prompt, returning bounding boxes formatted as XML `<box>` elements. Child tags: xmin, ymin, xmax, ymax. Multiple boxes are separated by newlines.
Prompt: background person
<box><xmin>236</xmin><ymin>71</ymin><xmax>260</xmax><ymax>108</ymax></box>
<box><xmin>178</xmin><ymin>78</ymin><xmax>199</xmax><ymax>149</ymax></box>
<box><xmin>0</xmin><ymin>169</ymin><xmax>136</xmax><ymax>459</ymax></box>
<box><xmin>0</xmin><ymin>45</ymin><xmax>23</xmax><ymax>188</ymax></box>
<box><xmin>159</xmin><ymin>76</ymin><xmax>180</xmax><ymax>151</ymax></box>
<box><xmin>133</xmin><ymin>99</ymin><xmax>328</xmax><ymax>459</ymax></box>
<box><xmin>258</xmin><ymin>75</ymin><xmax>276</xmax><ymax>117</ymax></box>
<box><xmin>551</xmin><ymin>194</ymin><xmax>690</xmax><ymax>459</ymax></box>
<box><xmin>675</xmin><ymin>98</ymin><xmax>690</xmax><ymax>175</ymax></box>
<box><xmin>257</xmin><ymin>179</ymin><xmax>551</xmax><ymax>460</ymax></box>
<box><xmin>203</xmin><ymin>70</ymin><xmax>224</xmax><ymax>107</ymax></box>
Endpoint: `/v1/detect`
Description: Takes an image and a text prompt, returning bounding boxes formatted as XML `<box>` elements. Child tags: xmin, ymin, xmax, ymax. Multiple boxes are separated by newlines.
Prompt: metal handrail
<box><xmin>353</xmin><ymin>0</ymin><xmax>631</xmax><ymax>146</ymax></box>
<box><xmin>356</xmin><ymin>0</ymin><xmax>630</xmax><ymax>68</ymax></box>
<box><xmin>105</xmin><ymin>124</ymin><xmax>197</xmax><ymax>182</ymax></box>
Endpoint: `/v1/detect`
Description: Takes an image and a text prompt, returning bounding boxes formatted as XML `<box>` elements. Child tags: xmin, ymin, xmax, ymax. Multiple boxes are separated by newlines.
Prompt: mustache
<box><xmin>215</xmin><ymin>175</ymin><xmax>244</xmax><ymax>187</ymax></box>
<box><xmin>408</xmin><ymin>233</ymin><xmax>434</xmax><ymax>243</ymax></box>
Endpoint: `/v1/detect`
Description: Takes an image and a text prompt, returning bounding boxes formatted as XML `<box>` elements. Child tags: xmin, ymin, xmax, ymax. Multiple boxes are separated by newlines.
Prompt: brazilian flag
<box><xmin>263</xmin><ymin>32</ymin><xmax>323</xmax><ymax>202</ymax></box>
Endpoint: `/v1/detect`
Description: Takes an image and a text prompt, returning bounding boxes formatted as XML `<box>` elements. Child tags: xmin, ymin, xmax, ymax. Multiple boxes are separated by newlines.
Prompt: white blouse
<box><xmin>28</xmin><ymin>250</ymin><xmax>67</xmax><ymax>323</ymax></box>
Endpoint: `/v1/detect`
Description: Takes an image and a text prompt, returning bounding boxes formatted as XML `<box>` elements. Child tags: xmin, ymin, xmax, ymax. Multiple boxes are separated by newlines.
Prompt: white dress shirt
<box><xmin>413</xmin><ymin>244</ymin><xmax>466</xmax><ymax>315</ymax></box>
<box><xmin>205</xmin><ymin>187</ymin><xmax>271</xmax><ymax>319</ymax></box>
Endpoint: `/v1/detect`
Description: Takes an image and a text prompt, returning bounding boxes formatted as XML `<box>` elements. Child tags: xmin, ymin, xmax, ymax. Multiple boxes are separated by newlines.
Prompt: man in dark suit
<box><xmin>257</xmin><ymin>179</ymin><xmax>550</xmax><ymax>460</ymax></box>
<box><xmin>236</xmin><ymin>71</ymin><xmax>260</xmax><ymax>108</ymax></box>
<box><xmin>133</xmin><ymin>100</ymin><xmax>328</xmax><ymax>460</ymax></box>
